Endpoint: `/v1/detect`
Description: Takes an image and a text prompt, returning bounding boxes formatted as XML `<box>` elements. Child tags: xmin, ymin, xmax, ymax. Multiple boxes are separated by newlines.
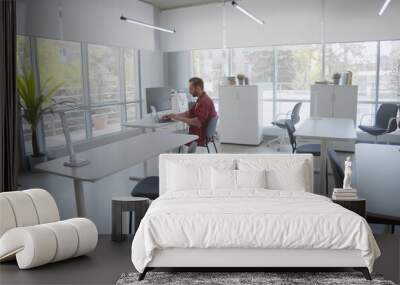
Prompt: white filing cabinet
<box><xmin>310</xmin><ymin>85</ymin><xmax>358</xmax><ymax>152</ymax></box>
<box><xmin>219</xmin><ymin>85</ymin><xmax>263</xmax><ymax>145</ymax></box>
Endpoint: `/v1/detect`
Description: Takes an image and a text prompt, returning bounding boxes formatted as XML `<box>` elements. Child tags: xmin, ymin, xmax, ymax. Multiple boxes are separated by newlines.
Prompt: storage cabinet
<box><xmin>219</xmin><ymin>86</ymin><xmax>263</xmax><ymax>145</ymax></box>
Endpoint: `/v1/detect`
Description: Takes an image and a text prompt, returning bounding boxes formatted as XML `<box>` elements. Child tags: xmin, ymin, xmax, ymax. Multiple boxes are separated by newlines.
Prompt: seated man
<box><xmin>163</xmin><ymin>77</ymin><xmax>217</xmax><ymax>153</ymax></box>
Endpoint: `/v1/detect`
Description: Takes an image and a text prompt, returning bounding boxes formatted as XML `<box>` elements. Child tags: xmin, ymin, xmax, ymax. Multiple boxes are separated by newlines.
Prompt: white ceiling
<box><xmin>141</xmin><ymin>0</ymin><xmax>224</xmax><ymax>10</ymax></box>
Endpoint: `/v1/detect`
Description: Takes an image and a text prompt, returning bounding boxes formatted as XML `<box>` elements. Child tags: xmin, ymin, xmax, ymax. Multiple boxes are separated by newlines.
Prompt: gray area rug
<box><xmin>116</xmin><ymin>272</ymin><xmax>396</xmax><ymax>285</ymax></box>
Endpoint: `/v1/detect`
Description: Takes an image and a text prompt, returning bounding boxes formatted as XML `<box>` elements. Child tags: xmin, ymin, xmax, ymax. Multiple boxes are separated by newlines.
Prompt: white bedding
<box><xmin>131</xmin><ymin>190</ymin><xmax>380</xmax><ymax>273</ymax></box>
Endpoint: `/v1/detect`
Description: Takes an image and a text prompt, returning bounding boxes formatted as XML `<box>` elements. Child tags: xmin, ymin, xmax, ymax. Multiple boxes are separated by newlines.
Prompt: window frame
<box><xmin>18</xmin><ymin>36</ymin><xmax>141</xmax><ymax>157</ymax></box>
<box><xmin>190</xmin><ymin>39</ymin><xmax>400</xmax><ymax>129</ymax></box>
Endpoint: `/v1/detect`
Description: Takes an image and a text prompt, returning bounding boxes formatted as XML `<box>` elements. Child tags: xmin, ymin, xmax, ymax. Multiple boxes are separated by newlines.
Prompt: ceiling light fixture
<box><xmin>231</xmin><ymin>1</ymin><xmax>264</xmax><ymax>25</ymax></box>
<box><xmin>120</xmin><ymin>15</ymin><xmax>176</xmax><ymax>34</ymax></box>
<box><xmin>378</xmin><ymin>0</ymin><xmax>391</xmax><ymax>16</ymax></box>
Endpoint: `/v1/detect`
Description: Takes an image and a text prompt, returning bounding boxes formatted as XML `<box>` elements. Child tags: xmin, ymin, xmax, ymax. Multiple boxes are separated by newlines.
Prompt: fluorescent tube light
<box><xmin>378</xmin><ymin>0</ymin><xmax>391</xmax><ymax>16</ymax></box>
<box><xmin>231</xmin><ymin>1</ymin><xmax>264</xmax><ymax>25</ymax></box>
<box><xmin>120</xmin><ymin>15</ymin><xmax>176</xmax><ymax>34</ymax></box>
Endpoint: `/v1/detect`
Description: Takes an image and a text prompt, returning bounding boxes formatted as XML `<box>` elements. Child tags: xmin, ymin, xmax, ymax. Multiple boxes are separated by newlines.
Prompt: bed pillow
<box><xmin>166</xmin><ymin>159</ymin><xmax>236</xmax><ymax>192</ymax></box>
<box><xmin>167</xmin><ymin>162</ymin><xmax>211</xmax><ymax>191</ymax></box>
<box><xmin>236</xmin><ymin>169</ymin><xmax>267</xmax><ymax>189</ymax></box>
<box><xmin>267</xmin><ymin>161</ymin><xmax>307</xmax><ymax>191</ymax></box>
<box><xmin>211</xmin><ymin>168</ymin><xmax>237</xmax><ymax>191</ymax></box>
<box><xmin>237</xmin><ymin>158</ymin><xmax>310</xmax><ymax>192</ymax></box>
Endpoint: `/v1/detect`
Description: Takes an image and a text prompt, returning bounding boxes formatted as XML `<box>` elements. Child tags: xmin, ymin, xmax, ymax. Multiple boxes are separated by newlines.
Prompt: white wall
<box><xmin>17</xmin><ymin>0</ymin><xmax>159</xmax><ymax>50</ymax></box>
<box><xmin>165</xmin><ymin>51</ymin><xmax>192</xmax><ymax>91</ymax></box>
<box><xmin>160</xmin><ymin>0</ymin><xmax>400</xmax><ymax>51</ymax></box>
<box><xmin>140</xmin><ymin>50</ymin><xmax>167</xmax><ymax>113</ymax></box>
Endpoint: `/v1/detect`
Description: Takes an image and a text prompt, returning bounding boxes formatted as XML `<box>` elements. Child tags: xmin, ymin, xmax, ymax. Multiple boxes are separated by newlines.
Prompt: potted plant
<box><xmin>333</xmin><ymin>73</ymin><xmax>341</xmax><ymax>85</ymax></box>
<box><xmin>237</xmin><ymin>74</ymin><xmax>246</xmax><ymax>85</ymax></box>
<box><xmin>17</xmin><ymin>70</ymin><xmax>64</xmax><ymax>169</ymax></box>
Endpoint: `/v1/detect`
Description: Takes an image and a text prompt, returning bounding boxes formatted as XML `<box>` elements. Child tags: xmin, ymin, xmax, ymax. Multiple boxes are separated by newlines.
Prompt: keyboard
<box><xmin>158</xmin><ymin>118</ymin><xmax>173</xmax><ymax>123</ymax></box>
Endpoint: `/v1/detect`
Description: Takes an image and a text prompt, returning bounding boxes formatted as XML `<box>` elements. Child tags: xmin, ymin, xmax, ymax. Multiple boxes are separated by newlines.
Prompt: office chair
<box><xmin>128</xmin><ymin>176</ymin><xmax>159</xmax><ymax>234</ymax></box>
<box><xmin>285</xmin><ymin>120</ymin><xmax>321</xmax><ymax>156</ymax></box>
<box><xmin>358</xmin><ymin>103</ymin><xmax>398</xmax><ymax>143</ymax></box>
<box><xmin>178</xmin><ymin>116</ymin><xmax>219</xmax><ymax>153</ymax></box>
<box><xmin>205</xmin><ymin>116</ymin><xmax>219</xmax><ymax>153</ymax></box>
<box><xmin>327</xmin><ymin>149</ymin><xmax>400</xmax><ymax>234</ymax></box>
<box><xmin>267</xmin><ymin>102</ymin><xmax>302</xmax><ymax>151</ymax></box>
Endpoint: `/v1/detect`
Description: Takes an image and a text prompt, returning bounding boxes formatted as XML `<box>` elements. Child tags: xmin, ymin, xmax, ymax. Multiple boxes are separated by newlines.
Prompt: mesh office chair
<box><xmin>358</xmin><ymin>103</ymin><xmax>398</xmax><ymax>143</ymax></box>
<box><xmin>327</xmin><ymin>149</ymin><xmax>400</xmax><ymax>234</ymax></box>
<box><xmin>285</xmin><ymin>120</ymin><xmax>321</xmax><ymax>156</ymax></box>
<box><xmin>267</xmin><ymin>102</ymin><xmax>302</xmax><ymax>151</ymax></box>
<box><xmin>128</xmin><ymin>176</ymin><xmax>159</xmax><ymax>234</ymax></box>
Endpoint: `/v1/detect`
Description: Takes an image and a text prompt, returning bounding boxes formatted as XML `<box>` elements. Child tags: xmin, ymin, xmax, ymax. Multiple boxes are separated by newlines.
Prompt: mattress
<box><xmin>131</xmin><ymin>190</ymin><xmax>380</xmax><ymax>273</ymax></box>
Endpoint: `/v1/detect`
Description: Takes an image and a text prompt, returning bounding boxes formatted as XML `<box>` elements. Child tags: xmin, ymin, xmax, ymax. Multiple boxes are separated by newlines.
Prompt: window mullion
<box><xmin>119</xmin><ymin>47</ymin><xmax>127</xmax><ymax>123</ymax></box>
<box><xmin>375</xmin><ymin>41</ymin><xmax>381</xmax><ymax>113</ymax></box>
<box><xmin>137</xmin><ymin>50</ymin><xmax>143</xmax><ymax>119</ymax></box>
<box><xmin>81</xmin><ymin>42</ymin><xmax>92</xmax><ymax>138</ymax></box>
<box><xmin>272</xmin><ymin>48</ymin><xmax>278</xmax><ymax>121</ymax></box>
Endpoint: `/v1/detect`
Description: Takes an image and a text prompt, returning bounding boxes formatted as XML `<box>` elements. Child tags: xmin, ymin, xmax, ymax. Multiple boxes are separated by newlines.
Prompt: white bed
<box><xmin>131</xmin><ymin>154</ymin><xmax>380</xmax><ymax>280</ymax></box>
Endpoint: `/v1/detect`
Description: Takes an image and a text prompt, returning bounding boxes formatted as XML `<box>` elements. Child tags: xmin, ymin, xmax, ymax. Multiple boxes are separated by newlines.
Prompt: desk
<box><xmin>122</xmin><ymin>118</ymin><xmax>185</xmax><ymax>177</ymax></box>
<box><xmin>121</xmin><ymin>118</ymin><xmax>183</xmax><ymax>133</ymax></box>
<box><xmin>35</xmin><ymin>132</ymin><xmax>197</xmax><ymax>217</ymax></box>
<box><xmin>295</xmin><ymin>117</ymin><xmax>357</xmax><ymax>195</ymax></box>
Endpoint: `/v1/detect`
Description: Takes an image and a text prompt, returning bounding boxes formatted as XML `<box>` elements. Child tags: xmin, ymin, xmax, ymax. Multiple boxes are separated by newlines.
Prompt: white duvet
<box><xmin>131</xmin><ymin>190</ymin><xmax>380</xmax><ymax>273</ymax></box>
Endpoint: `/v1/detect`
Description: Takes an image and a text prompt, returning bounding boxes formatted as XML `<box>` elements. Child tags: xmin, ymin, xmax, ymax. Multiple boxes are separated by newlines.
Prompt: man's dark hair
<box><xmin>189</xmin><ymin>77</ymin><xmax>204</xmax><ymax>91</ymax></box>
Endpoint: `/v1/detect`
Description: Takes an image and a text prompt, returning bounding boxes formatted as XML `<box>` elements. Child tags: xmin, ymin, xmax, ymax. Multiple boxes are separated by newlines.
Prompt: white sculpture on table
<box><xmin>343</xmin><ymin>156</ymin><xmax>352</xmax><ymax>189</ymax></box>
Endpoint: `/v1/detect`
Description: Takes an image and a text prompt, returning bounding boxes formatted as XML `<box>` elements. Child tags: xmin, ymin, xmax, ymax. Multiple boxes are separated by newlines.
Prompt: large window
<box><xmin>276</xmin><ymin>44</ymin><xmax>322</xmax><ymax>100</ymax></box>
<box><xmin>37</xmin><ymin>38</ymin><xmax>86</xmax><ymax>148</ymax></box>
<box><xmin>231</xmin><ymin>47</ymin><xmax>274</xmax><ymax>98</ymax></box>
<box><xmin>193</xmin><ymin>41</ymin><xmax>398</xmax><ymax>129</ymax></box>
<box><xmin>325</xmin><ymin>42</ymin><xmax>378</xmax><ymax>102</ymax></box>
<box><xmin>124</xmin><ymin>48</ymin><xmax>139</xmax><ymax>102</ymax></box>
<box><xmin>124</xmin><ymin>48</ymin><xmax>140</xmax><ymax>122</ymax></box>
<box><xmin>191</xmin><ymin>49</ymin><xmax>229</xmax><ymax>100</ymax></box>
<box><xmin>17</xmin><ymin>36</ymin><xmax>140</xmax><ymax>155</ymax></box>
<box><xmin>88</xmin><ymin>44</ymin><xmax>122</xmax><ymax>135</ymax></box>
<box><xmin>325</xmin><ymin>42</ymin><xmax>378</xmax><ymax>126</ymax></box>
<box><xmin>379</xmin><ymin>41</ymin><xmax>400</xmax><ymax>102</ymax></box>
<box><xmin>88</xmin><ymin>44</ymin><xmax>120</xmax><ymax>104</ymax></box>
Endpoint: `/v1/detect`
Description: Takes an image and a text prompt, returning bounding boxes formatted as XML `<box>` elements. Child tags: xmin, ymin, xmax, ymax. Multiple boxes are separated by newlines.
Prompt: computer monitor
<box><xmin>146</xmin><ymin>87</ymin><xmax>172</xmax><ymax>114</ymax></box>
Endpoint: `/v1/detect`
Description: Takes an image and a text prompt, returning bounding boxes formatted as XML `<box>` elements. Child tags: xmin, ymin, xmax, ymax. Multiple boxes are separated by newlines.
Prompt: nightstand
<box><xmin>332</xmin><ymin>198</ymin><xmax>366</xmax><ymax>218</ymax></box>
<box><xmin>112</xmin><ymin>197</ymin><xmax>150</xmax><ymax>242</ymax></box>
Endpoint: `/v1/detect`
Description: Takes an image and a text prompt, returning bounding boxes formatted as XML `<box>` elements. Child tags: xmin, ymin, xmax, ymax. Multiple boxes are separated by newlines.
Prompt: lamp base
<box><xmin>63</xmin><ymin>157</ymin><xmax>90</xmax><ymax>167</ymax></box>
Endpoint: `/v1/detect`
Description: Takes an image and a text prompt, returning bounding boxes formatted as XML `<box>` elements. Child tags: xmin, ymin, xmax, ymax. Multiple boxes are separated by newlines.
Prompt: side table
<box><xmin>112</xmin><ymin>197</ymin><xmax>149</xmax><ymax>242</ymax></box>
<box><xmin>332</xmin><ymin>198</ymin><xmax>366</xmax><ymax>218</ymax></box>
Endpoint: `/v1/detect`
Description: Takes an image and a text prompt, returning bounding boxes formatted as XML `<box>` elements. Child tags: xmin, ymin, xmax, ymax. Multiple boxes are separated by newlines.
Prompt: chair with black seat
<box><xmin>128</xmin><ymin>176</ymin><xmax>159</xmax><ymax>234</ymax></box>
<box><xmin>267</xmin><ymin>102</ymin><xmax>302</xmax><ymax>151</ymax></box>
<box><xmin>327</xmin><ymin>149</ymin><xmax>400</xmax><ymax>234</ymax></box>
<box><xmin>358</xmin><ymin>103</ymin><xmax>398</xmax><ymax>143</ymax></box>
<box><xmin>285</xmin><ymin>120</ymin><xmax>320</xmax><ymax>156</ymax></box>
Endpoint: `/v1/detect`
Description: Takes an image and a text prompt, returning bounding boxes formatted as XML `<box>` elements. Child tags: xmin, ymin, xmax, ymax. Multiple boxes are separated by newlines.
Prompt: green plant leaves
<box><xmin>16</xmin><ymin>70</ymin><xmax>64</xmax><ymax>128</ymax></box>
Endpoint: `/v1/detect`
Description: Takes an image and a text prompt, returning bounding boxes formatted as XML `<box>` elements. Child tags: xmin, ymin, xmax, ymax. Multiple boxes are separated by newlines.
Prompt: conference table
<box><xmin>35</xmin><ymin>132</ymin><xmax>197</xmax><ymax>217</ymax></box>
<box><xmin>295</xmin><ymin>117</ymin><xmax>357</xmax><ymax>196</ymax></box>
